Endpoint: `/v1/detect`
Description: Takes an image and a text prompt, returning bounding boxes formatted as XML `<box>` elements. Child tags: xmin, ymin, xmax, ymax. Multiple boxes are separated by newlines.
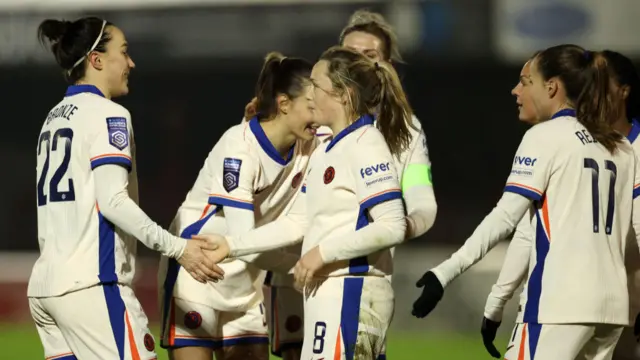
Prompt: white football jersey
<box><xmin>299</xmin><ymin>115</ymin><xmax>402</xmax><ymax>277</ymax></box>
<box><xmin>269</xmin><ymin>116</ymin><xmax>431</xmax><ymax>286</ymax></box>
<box><xmin>28</xmin><ymin>85</ymin><xmax>138</xmax><ymax>297</ymax></box>
<box><xmin>625</xmin><ymin>119</ymin><xmax>640</xmax><ymax>322</ymax></box>
<box><xmin>159</xmin><ymin>117</ymin><xmax>317</xmax><ymax>312</ymax></box>
<box><xmin>506</xmin><ymin>109</ymin><xmax>638</xmax><ymax>325</ymax></box>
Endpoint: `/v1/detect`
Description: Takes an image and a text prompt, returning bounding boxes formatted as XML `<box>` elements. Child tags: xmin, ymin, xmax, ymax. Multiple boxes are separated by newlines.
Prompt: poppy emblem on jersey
<box><xmin>285</xmin><ymin>315</ymin><xmax>302</xmax><ymax>333</ymax></box>
<box><xmin>223</xmin><ymin>158</ymin><xmax>242</xmax><ymax>192</ymax></box>
<box><xmin>323</xmin><ymin>166</ymin><xmax>335</xmax><ymax>184</ymax></box>
<box><xmin>291</xmin><ymin>171</ymin><xmax>303</xmax><ymax>188</ymax></box>
<box><xmin>106</xmin><ymin>117</ymin><xmax>129</xmax><ymax>150</ymax></box>
<box><xmin>144</xmin><ymin>333</ymin><xmax>155</xmax><ymax>351</ymax></box>
<box><xmin>184</xmin><ymin>311</ymin><xmax>202</xmax><ymax>330</ymax></box>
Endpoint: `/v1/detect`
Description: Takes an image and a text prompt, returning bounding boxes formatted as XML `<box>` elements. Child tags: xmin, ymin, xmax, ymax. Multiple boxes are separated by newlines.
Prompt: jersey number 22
<box><xmin>37</xmin><ymin>128</ymin><xmax>75</xmax><ymax>206</ymax></box>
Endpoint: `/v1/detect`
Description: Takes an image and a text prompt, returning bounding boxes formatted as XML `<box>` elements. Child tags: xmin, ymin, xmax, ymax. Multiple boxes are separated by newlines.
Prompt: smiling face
<box><xmin>281</xmin><ymin>83</ymin><xmax>319</xmax><ymax>141</ymax></box>
<box><xmin>96</xmin><ymin>26</ymin><xmax>135</xmax><ymax>97</ymax></box>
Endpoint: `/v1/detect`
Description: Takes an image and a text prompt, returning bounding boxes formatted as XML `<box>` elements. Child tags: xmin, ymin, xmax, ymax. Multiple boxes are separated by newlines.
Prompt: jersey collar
<box><xmin>65</xmin><ymin>84</ymin><xmax>105</xmax><ymax>98</ymax></box>
<box><xmin>249</xmin><ymin>116</ymin><xmax>295</xmax><ymax>166</ymax></box>
<box><xmin>325</xmin><ymin>114</ymin><xmax>374</xmax><ymax>152</ymax></box>
<box><xmin>628</xmin><ymin>118</ymin><xmax>640</xmax><ymax>144</ymax></box>
<box><xmin>551</xmin><ymin>108</ymin><xmax>576</xmax><ymax>119</ymax></box>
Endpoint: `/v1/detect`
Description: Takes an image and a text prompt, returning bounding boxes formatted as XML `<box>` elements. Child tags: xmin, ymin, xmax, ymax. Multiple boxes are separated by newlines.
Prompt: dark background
<box><xmin>1</xmin><ymin>0</ymin><xmax>635</xmax><ymax>253</ymax></box>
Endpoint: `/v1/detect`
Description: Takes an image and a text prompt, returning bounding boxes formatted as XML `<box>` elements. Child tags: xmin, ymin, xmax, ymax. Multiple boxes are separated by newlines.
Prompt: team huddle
<box><xmin>28</xmin><ymin>8</ymin><xmax>640</xmax><ymax>360</ymax></box>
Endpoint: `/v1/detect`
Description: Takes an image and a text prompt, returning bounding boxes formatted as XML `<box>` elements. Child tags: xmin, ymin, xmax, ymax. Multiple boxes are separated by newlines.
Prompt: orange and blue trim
<box><xmin>504</xmin><ymin>182</ymin><xmax>543</xmax><ymax>201</ymax></box>
<box><xmin>208</xmin><ymin>194</ymin><xmax>254</xmax><ymax>211</ymax></box>
<box><xmin>91</xmin><ymin>153</ymin><xmax>132</xmax><ymax>172</ymax></box>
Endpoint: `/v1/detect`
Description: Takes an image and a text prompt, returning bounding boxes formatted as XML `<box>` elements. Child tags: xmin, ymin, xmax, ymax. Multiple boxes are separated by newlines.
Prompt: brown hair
<box><xmin>319</xmin><ymin>46</ymin><xmax>413</xmax><ymax>157</ymax></box>
<box><xmin>339</xmin><ymin>9</ymin><xmax>402</xmax><ymax>63</ymax></box>
<box><xmin>254</xmin><ymin>52</ymin><xmax>313</xmax><ymax>120</ymax></box>
<box><xmin>534</xmin><ymin>45</ymin><xmax>622</xmax><ymax>153</ymax></box>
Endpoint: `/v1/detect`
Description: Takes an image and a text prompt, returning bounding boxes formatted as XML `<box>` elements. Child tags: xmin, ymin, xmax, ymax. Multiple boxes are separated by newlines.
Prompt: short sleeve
<box><xmin>89</xmin><ymin>109</ymin><xmax>133</xmax><ymax>172</ymax></box>
<box><xmin>207</xmin><ymin>143</ymin><xmax>257</xmax><ymax>211</ymax></box>
<box><xmin>350</xmin><ymin>129</ymin><xmax>403</xmax><ymax>216</ymax></box>
<box><xmin>504</xmin><ymin>128</ymin><xmax>555</xmax><ymax>201</ymax></box>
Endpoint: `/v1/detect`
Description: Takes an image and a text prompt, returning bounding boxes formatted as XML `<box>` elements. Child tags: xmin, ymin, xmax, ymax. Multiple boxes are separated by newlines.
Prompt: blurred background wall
<box><xmin>1</xmin><ymin>0</ymin><xmax>640</xmax><ymax>351</ymax></box>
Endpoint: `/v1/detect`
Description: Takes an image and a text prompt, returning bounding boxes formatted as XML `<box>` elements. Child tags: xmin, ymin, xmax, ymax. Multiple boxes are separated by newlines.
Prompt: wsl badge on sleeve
<box><xmin>223</xmin><ymin>158</ymin><xmax>242</xmax><ymax>192</ymax></box>
<box><xmin>106</xmin><ymin>117</ymin><xmax>129</xmax><ymax>150</ymax></box>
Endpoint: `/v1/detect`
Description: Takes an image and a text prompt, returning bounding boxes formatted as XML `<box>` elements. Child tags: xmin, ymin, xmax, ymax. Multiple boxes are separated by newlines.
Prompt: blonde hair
<box><xmin>319</xmin><ymin>46</ymin><xmax>412</xmax><ymax>157</ymax></box>
<box><xmin>339</xmin><ymin>9</ymin><xmax>403</xmax><ymax>63</ymax></box>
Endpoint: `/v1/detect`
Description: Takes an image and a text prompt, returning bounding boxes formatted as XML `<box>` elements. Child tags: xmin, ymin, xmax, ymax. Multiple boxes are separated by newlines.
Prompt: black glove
<box><xmin>411</xmin><ymin>271</ymin><xmax>444</xmax><ymax>318</ymax></box>
<box><xmin>634</xmin><ymin>312</ymin><xmax>640</xmax><ymax>341</ymax></box>
<box><xmin>481</xmin><ymin>317</ymin><xmax>502</xmax><ymax>358</ymax></box>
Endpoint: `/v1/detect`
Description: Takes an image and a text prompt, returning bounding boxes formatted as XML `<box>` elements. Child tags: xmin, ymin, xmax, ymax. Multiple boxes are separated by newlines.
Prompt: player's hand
<box><xmin>481</xmin><ymin>317</ymin><xmax>502</xmax><ymax>358</ymax></box>
<box><xmin>411</xmin><ymin>271</ymin><xmax>444</xmax><ymax>318</ymax></box>
<box><xmin>177</xmin><ymin>238</ymin><xmax>225</xmax><ymax>284</ymax></box>
<box><xmin>634</xmin><ymin>312</ymin><xmax>640</xmax><ymax>341</ymax></box>
<box><xmin>244</xmin><ymin>97</ymin><xmax>258</xmax><ymax>120</ymax></box>
<box><xmin>293</xmin><ymin>246</ymin><xmax>324</xmax><ymax>290</ymax></box>
<box><xmin>191</xmin><ymin>233</ymin><xmax>230</xmax><ymax>264</ymax></box>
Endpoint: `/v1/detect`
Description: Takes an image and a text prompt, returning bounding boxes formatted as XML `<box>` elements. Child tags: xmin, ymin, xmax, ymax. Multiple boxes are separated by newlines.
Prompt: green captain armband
<box><xmin>401</xmin><ymin>164</ymin><xmax>432</xmax><ymax>194</ymax></box>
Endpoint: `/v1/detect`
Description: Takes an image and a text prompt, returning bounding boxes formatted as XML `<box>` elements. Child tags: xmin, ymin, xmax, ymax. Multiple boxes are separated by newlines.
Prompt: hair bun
<box><xmin>38</xmin><ymin>19</ymin><xmax>72</xmax><ymax>45</ymax></box>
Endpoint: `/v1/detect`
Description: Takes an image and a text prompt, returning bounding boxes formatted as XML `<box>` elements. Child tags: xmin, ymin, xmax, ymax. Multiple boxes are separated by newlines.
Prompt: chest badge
<box><xmin>292</xmin><ymin>171</ymin><xmax>303</xmax><ymax>188</ymax></box>
<box><xmin>323</xmin><ymin>166</ymin><xmax>335</xmax><ymax>184</ymax></box>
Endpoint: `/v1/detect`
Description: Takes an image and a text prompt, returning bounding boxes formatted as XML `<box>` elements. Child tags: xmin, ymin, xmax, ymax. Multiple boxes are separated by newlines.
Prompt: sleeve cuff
<box><xmin>504</xmin><ymin>183</ymin><xmax>543</xmax><ymax>201</ymax></box>
<box><xmin>90</xmin><ymin>154</ymin><xmax>132</xmax><ymax>172</ymax></box>
<box><xmin>359</xmin><ymin>189</ymin><xmax>402</xmax><ymax>210</ymax></box>
<box><xmin>208</xmin><ymin>195</ymin><xmax>254</xmax><ymax>211</ymax></box>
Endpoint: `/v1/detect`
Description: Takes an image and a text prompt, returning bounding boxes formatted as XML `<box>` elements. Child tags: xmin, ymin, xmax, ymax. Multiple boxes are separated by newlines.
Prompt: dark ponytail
<box><xmin>535</xmin><ymin>45</ymin><xmax>622</xmax><ymax>153</ymax></box>
<box><xmin>319</xmin><ymin>46</ymin><xmax>413</xmax><ymax>157</ymax></box>
<box><xmin>602</xmin><ymin>50</ymin><xmax>640</xmax><ymax>121</ymax></box>
<box><xmin>253</xmin><ymin>51</ymin><xmax>313</xmax><ymax>120</ymax></box>
<box><xmin>37</xmin><ymin>17</ymin><xmax>112</xmax><ymax>84</ymax></box>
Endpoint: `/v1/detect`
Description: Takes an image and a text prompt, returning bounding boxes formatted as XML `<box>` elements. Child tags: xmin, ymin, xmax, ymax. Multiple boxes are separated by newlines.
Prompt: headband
<box><xmin>68</xmin><ymin>20</ymin><xmax>107</xmax><ymax>75</ymax></box>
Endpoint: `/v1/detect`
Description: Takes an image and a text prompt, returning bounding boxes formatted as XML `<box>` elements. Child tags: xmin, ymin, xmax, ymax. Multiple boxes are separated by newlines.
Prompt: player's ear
<box><xmin>621</xmin><ymin>85</ymin><xmax>630</xmax><ymax>102</ymax></box>
<box><xmin>277</xmin><ymin>94</ymin><xmax>290</xmax><ymax>115</ymax></box>
<box><xmin>88</xmin><ymin>51</ymin><xmax>104</xmax><ymax>71</ymax></box>
<box><xmin>546</xmin><ymin>77</ymin><xmax>559</xmax><ymax>99</ymax></box>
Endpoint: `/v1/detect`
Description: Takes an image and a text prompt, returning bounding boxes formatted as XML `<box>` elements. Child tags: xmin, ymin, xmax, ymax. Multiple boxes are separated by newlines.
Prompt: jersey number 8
<box><xmin>584</xmin><ymin>158</ymin><xmax>617</xmax><ymax>234</ymax></box>
<box><xmin>37</xmin><ymin>128</ymin><xmax>75</xmax><ymax>206</ymax></box>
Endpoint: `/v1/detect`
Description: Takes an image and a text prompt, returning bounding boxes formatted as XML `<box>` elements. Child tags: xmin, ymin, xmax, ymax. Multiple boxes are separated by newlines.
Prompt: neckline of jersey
<box><xmin>628</xmin><ymin>118</ymin><xmax>640</xmax><ymax>144</ymax></box>
<box><xmin>551</xmin><ymin>108</ymin><xmax>576</xmax><ymax>119</ymax></box>
<box><xmin>248</xmin><ymin>116</ymin><xmax>295</xmax><ymax>166</ymax></box>
<box><xmin>325</xmin><ymin>114</ymin><xmax>375</xmax><ymax>152</ymax></box>
<box><xmin>65</xmin><ymin>84</ymin><xmax>105</xmax><ymax>98</ymax></box>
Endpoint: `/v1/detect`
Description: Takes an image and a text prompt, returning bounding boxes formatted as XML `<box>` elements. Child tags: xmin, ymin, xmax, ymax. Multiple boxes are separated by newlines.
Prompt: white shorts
<box><xmin>504</xmin><ymin>322</ymin><xmax>624</xmax><ymax>360</ymax></box>
<box><xmin>161</xmin><ymin>297</ymin><xmax>268</xmax><ymax>349</ymax></box>
<box><xmin>29</xmin><ymin>283</ymin><xmax>156</xmax><ymax>360</ymax></box>
<box><xmin>301</xmin><ymin>276</ymin><xmax>394</xmax><ymax>360</ymax></box>
<box><xmin>267</xmin><ymin>285</ymin><xmax>304</xmax><ymax>357</ymax></box>
<box><xmin>613</xmin><ymin>327</ymin><xmax>640</xmax><ymax>360</ymax></box>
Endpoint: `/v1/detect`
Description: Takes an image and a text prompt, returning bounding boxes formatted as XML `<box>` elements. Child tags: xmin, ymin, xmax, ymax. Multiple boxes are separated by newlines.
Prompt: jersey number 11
<box><xmin>584</xmin><ymin>158</ymin><xmax>617</xmax><ymax>234</ymax></box>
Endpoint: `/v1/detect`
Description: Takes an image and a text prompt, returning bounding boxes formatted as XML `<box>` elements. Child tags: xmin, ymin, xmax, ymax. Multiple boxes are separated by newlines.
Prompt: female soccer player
<box><xmin>29</xmin><ymin>17</ymin><xmax>223</xmax><ymax>360</ymax></box>
<box><xmin>265</xmin><ymin>10</ymin><xmax>437</xmax><ymax>360</ymax></box>
<box><xmin>196</xmin><ymin>46</ymin><xmax>413</xmax><ymax>360</ymax></box>
<box><xmin>158</xmin><ymin>52</ymin><xmax>320</xmax><ymax>360</ymax></box>
<box><xmin>411</xmin><ymin>44</ymin><xmax>640</xmax><ymax>359</ymax></box>
<box><xmin>481</xmin><ymin>50</ymin><xmax>640</xmax><ymax>360</ymax></box>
